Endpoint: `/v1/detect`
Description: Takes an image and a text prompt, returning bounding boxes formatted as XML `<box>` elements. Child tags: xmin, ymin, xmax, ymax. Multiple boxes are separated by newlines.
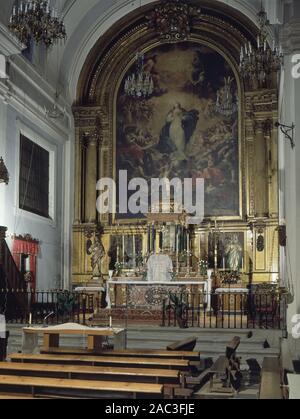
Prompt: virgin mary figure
<box><xmin>225</xmin><ymin>234</ymin><xmax>242</xmax><ymax>272</ymax></box>
<box><xmin>157</xmin><ymin>103</ymin><xmax>199</xmax><ymax>159</ymax></box>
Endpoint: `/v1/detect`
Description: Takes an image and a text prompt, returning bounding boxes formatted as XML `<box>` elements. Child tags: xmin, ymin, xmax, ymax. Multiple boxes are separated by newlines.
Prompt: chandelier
<box><xmin>239</xmin><ymin>6</ymin><xmax>283</xmax><ymax>88</ymax></box>
<box><xmin>9</xmin><ymin>1</ymin><xmax>67</xmax><ymax>47</ymax></box>
<box><xmin>0</xmin><ymin>157</ymin><xmax>9</xmax><ymax>185</ymax></box>
<box><xmin>215</xmin><ymin>77</ymin><xmax>238</xmax><ymax>117</ymax></box>
<box><xmin>124</xmin><ymin>53</ymin><xmax>154</xmax><ymax>99</ymax></box>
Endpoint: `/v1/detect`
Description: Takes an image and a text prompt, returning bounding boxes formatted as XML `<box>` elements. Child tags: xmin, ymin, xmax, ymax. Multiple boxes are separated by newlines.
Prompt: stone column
<box><xmin>280</xmin><ymin>7</ymin><xmax>300</xmax><ymax>355</ymax></box>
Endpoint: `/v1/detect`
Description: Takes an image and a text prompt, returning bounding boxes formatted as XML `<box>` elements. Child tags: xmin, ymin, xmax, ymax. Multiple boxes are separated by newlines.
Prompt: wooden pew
<box><xmin>41</xmin><ymin>347</ymin><xmax>200</xmax><ymax>361</ymax></box>
<box><xmin>259</xmin><ymin>358</ymin><xmax>283</xmax><ymax>400</ymax></box>
<box><xmin>0</xmin><ymin>375</ymin><xmax>163</xmax><ymax>399</ymax></box>
<box><xmin>0</xmin><ymin>392</ymin><xmax>37</xmax><ymax>399</ymax></box>
<box><xmin>9</xmin><ymin>353</ymin><xmax>190</xmax><ymax>371</ymax></box>
<box><xmin>0</xmin><ymin>331</ymin><xmax>9</xmax><ymax>361</ymax></box>
<box><xmin>190</xmin><ymin>337</ymin><xmax>242</xmax><ymax>398</ymax></box>
<box><xmin>0</xmin><ymin>362</ymin><xmax>180</xmax><ymax>384</ymax></box>
<box><xmin>167</xmin><ymin>337</ymin><xmax>197</xmax><ymax>352</ymax></box>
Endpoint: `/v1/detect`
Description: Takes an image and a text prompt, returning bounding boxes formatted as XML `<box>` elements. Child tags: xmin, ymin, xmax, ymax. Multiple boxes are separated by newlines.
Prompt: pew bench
<box><xmin>0</xmin><ymin>375</ymin><xmax>164</xmax><ymax>399</ymax></box>
<box><xmin>259</xmin><ymin>358</ymin><xmax>283</xmax><ymax>400</ymax></box>
<box><xmin>41</xmin><ymin>347</ymin><xmax>200</xmax><ymax>361</ymax></box>
<box><xmin>187</xmin><ymin>337</ymin><xmax>241</xmax><ymax>395</ymax></box>
<box><xmin>167</xmin><ymin>337</ymin><xmax>197</xmax><ymax>352</ymax></box>
<box><xmin>0</xmin><ymin>362</ymin><xmax>181</xmax><ymax>384</ymax></box>
<box><xmin>9</xmin><ymin>353</ymin><xmax>191</xmax><ymax>371</ymax></box>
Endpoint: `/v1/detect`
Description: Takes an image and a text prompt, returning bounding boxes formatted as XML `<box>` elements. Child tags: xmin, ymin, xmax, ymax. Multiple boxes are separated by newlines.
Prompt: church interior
<box><xmin>0</xmin><ymin>0</ymin><xmax>300</xmax><ymax>401</ymax></box>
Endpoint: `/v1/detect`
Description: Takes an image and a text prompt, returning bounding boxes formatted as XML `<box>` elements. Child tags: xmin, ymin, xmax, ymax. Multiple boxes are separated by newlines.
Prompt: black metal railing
<box><xmin>0</xmin><ymin>289</ymin><xmax>288</xmax><ymax>331</ymax></box>
<box><xmin>0</xmin><ymin>289</ymin><xmax>96</xmax><ymax>325</ymax></box>
<box><xmin>162</xmin><ymin>291</ymin><xmax>287</xmax><ymax>330</ymax></box>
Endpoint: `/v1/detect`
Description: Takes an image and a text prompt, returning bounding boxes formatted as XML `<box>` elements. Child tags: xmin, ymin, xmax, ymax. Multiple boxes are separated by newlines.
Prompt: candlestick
<box><xmin>122</xmin><ymin>235</ymin><xmax>125</xmax><ymax>264</ymax></box>
<box><xmin>109</xmin><ymin>316</ymin><xmax>112</xmax><ymax>329</ymax></box>
<box><xmin>29</xmin><ymin>313</ymin><xmax>32</xmax><ymax>325</ymax></box>
<box><xmin>132</xmin><ymin>235</ymin><xmax>136</xmax><ymax>268</ymax></box>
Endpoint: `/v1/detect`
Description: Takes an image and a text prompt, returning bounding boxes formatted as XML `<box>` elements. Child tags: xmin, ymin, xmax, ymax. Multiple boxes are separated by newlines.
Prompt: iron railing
<box><xmin>0</xmin><ymin>289</ymin><xmax>288</xmax><ymax>331</ymax></box>
<box><xmin>0</xmin><ymin>289</ymin><xmax>96</xmax><ymax>325</ymax></box>
<box><xmin>162</xmin><ymin>291</ymin><xmax>287</xmax><ymax>330</ymax></box>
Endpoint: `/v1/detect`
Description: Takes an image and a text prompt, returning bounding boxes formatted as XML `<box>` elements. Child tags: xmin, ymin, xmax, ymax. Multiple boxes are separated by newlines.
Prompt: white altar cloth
<box><xmin>215</xmin><ymin>288</ymin><xmax>249</xmax><ymax>294</ymax></box>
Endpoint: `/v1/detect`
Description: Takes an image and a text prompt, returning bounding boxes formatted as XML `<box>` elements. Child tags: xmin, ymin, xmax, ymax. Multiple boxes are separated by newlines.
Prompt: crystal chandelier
<box><xmin>215</xmin><ymin>77</ymin><xmax>238</xmax><ymax>117</ymax></box>
<box><xmin>0</xmin><ymin>157</ymin><xmax>9</xmax><ymax>185</ymax></box>
<box><xmin>124</xmin><ymin>53</ymin><xmax>154</xmax><ymax>99</ymax></box>
<box><xmin>9</xmin><ymin>1</ymin><xmax>67</xmax><ymax>47</ymax></box>
<box><xmin>239</xmin><ymin>6</ymin><xmax>283</xmax><ymax>88</ymax></box>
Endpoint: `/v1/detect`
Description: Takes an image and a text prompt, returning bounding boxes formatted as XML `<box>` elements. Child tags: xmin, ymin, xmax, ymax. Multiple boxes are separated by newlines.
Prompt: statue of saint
<box><xmin>225</xmin><ymin>234</ymin><xmax>242</xmax><ymax>272</ymax></box>
<box><xmin>87</xmin><ymin>235</ymin><xmax>105</xmax><ymax>278</ymax></box>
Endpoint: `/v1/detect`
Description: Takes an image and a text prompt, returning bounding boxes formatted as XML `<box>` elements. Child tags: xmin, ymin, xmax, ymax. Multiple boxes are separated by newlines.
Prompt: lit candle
<box><xmin>29</xmin><ymin>313</ymin><xmax>32</xmax><ymax>325</ymax></box>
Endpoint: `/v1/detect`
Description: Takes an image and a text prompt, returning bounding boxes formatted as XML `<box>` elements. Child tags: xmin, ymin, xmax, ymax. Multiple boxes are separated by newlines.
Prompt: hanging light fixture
<box><xmin>124</xmin><ymin>52</ymin><xmax>154</xmax><ymax>99</ymax></box>
<box><xmin>0</xmin><ymin>157</ymin><xmax>9</xmax><ymax>185</ymax></box>
<box><xmin>9</xmin><ymin>1</ymin><xmax>67</xmax><ymax>47</ymax></box>
<box><xmin>239</xmin><ymin>5</ymin><xmax>283</xmax><ymax>88</ymax></box>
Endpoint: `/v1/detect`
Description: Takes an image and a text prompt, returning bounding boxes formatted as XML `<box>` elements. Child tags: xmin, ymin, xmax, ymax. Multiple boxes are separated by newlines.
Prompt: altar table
<box><xmin>22</xmin><ymin>323</ymin><xmax>126</xmax><ymax>354</ymax></box>
<box><xmin>215</xmin><ymin>288</ymin><xmax>249</xmax><ymax>312</ymax></box>
<box><xmin>106</xmin><ymin>279</ymin><xmax>211</xmax><ymax>311</ymax></box>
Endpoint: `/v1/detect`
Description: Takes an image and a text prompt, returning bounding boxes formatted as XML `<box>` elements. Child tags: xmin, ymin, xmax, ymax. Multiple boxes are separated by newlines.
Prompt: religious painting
<box><xmin>116</xmin><ymin>42</ymin><xmax>240</xmax><ymax>219</ymax></box>
<box><xmin>208</xmin><ymin>232</ymin><xmax>244</xmax><ymax>271</ymax></box>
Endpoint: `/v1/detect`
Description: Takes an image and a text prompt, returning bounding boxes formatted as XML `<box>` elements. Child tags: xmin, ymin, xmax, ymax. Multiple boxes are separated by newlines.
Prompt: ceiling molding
<box><xmin>0</xmin><ymin>21</ymin><xmax>25</xmax><ymax>56</ymax></box>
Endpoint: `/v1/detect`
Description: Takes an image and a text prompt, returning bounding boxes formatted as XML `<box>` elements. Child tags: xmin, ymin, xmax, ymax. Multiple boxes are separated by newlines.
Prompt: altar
<box><xmin>106</xmin><ymin>278</ymin><xmax>212</xmax><ymax>311</ymax></box>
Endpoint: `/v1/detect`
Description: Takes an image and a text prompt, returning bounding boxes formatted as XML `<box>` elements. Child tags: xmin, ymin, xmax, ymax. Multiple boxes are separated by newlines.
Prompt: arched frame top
<box><xmin>73</xmin><ymin>1</ymin><xmax>254</xmax><ymax>221</ymax></box>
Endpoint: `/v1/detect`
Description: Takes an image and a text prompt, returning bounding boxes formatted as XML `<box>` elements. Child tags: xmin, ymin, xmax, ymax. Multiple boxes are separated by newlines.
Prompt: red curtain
<box><xmin>12</xmin><ymin>237</ymin><xmax>39</xmax><ymax>290</ymax></box>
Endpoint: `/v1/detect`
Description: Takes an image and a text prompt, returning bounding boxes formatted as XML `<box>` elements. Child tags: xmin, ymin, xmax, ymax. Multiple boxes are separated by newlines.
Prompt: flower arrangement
<box><xmin>179</xmin><ymin>250</ymin><xmax>192</xmax><ymax>264</ymax></box>
<box><xmin>135</xmin><ymin>253</ymin><xmax>144</xmax><ymax>268</ymax></box>
<box><xmin>199</xmin><ymin>259</ymin><xmax>208</xmax><ymax>276</ymax></box>
<box><xmin>114</xmin><ymin>261</ymin><xmax>124</xmax><ymax>277</ymax></box>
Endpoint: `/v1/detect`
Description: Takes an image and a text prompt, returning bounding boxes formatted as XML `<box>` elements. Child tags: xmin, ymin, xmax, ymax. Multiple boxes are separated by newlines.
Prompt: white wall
<box><xmin>0</xmin><ymin>25</ymin><xmax>73</xmax><ymax>291</ymax></box>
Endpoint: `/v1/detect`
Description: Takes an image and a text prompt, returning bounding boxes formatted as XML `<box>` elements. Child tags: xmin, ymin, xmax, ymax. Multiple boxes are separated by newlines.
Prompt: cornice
<box><xmin>0</xmin><ymin>22</ymin><xmax>25</xmax><ymax>56</ymax></box>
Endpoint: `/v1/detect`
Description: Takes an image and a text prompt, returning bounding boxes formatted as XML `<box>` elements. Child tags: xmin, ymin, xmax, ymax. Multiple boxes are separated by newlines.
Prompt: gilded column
<box><xmin>85</xmin><ymin>134</ymin><xmax>99</xmax><ymax>223</ymax></box>
<box><xmin>73</xmin><ymin>113</ymin><xmax>83</xmax><ymax>224</ymax></box>
<box><xmin>254</xmin><ymin>121</ymin><xmax>269</xmax><ymax>218</ymax></box>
